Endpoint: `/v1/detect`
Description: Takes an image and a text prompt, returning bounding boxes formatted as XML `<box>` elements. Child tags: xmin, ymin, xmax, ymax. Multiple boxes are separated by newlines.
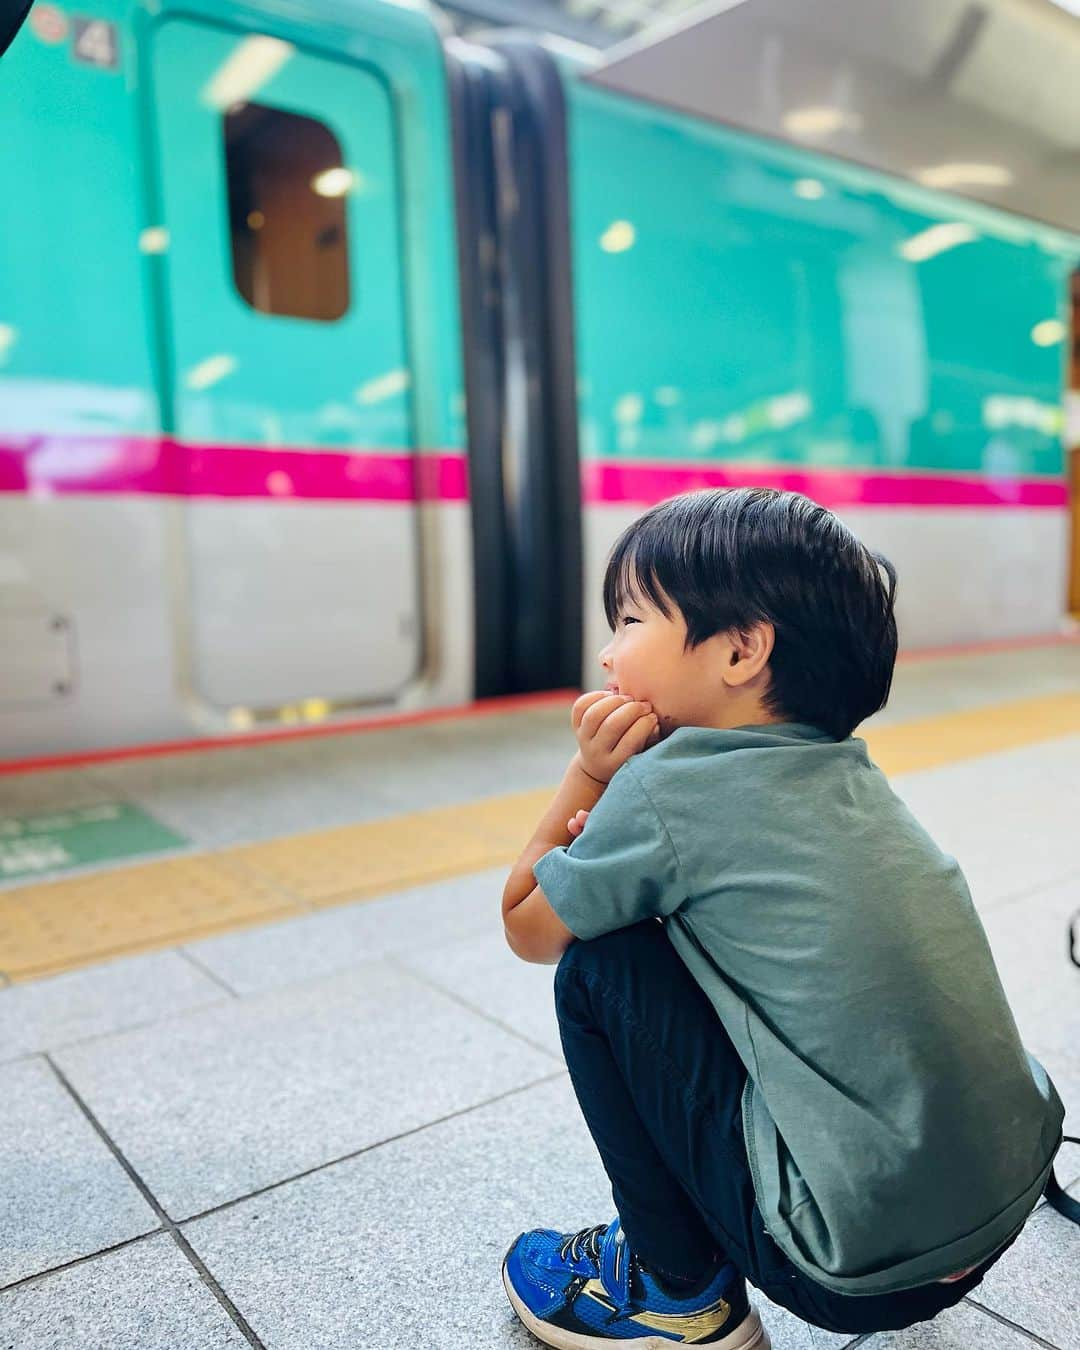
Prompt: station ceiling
<box><xmin>440</xmin><ymin>0</ymin><xmax>1080</xmax><ymax>236</ymax></box>
<box><xmin>437</xmin><ymin>0</ymin><xmax>695</xmax><ymax>49</ymax></box>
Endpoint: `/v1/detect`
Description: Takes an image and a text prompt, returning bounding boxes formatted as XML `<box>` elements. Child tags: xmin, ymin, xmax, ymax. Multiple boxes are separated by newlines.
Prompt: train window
<box><xmin>224</xmin><ymin>103</ymin><xmax>350</xmax><ymax>321</ymax></box>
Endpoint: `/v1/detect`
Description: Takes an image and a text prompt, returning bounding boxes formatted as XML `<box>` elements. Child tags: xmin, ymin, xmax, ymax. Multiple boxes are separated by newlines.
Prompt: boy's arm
<box><xmin>501</xmin><ymin>753</ymin><xmax>606</xmax><ymax>965</ymax></box>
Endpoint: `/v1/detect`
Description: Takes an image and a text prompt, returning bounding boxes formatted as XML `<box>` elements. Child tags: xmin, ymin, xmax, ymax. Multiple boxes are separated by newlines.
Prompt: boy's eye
<box><xmin>619</xmin><ymin>615</ymin><xmax>640</xmax><ymax>626</ymax></box>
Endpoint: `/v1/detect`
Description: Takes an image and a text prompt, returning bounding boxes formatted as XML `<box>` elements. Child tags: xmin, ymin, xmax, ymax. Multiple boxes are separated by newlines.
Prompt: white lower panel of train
<box><xmin>0</xmin><ymin>497</ymin><xmax>474</xmax><ymax>758</ymax></box>
<box><xmin>579</xmin><ymin>507</ymin><xmax>1071</xmax><ymax>683</ymax></box>
<box><xmin>2</xmin><ymin>496</ymin><xmax>1067</xmax><ymax>758</ymax></box>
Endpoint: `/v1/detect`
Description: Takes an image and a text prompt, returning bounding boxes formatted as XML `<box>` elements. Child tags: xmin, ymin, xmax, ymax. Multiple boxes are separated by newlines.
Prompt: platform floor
<box><xmin>1</xmin><ymin>640</ymin><xmax>1079</xmax><ymax>1349</ymax></box>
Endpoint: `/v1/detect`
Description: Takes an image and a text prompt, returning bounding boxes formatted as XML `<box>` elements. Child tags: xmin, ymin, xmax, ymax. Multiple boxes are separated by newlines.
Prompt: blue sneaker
<box><xmin>502</xmin><ymin>1217</ymin><xmax>771</xmax><ymax>1348</ymax></box>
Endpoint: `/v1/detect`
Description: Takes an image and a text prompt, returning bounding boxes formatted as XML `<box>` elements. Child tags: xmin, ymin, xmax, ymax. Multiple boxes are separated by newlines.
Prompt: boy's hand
<box><xmin>567</xmin><ymin>808</ymin><xmax>589</xmax><ymax>838</ymax></box>
<box><xmin>572</xmin><ymin>690</ymin><xmax>659</xmax><ymax>784</ymax></box>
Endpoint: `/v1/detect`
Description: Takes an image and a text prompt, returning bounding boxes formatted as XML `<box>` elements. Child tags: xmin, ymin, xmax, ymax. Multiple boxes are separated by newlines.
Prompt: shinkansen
<box><xmin>2</xmin><ymin>0</ymin><xmax>1078</xmax><ymax>758</ymax></box>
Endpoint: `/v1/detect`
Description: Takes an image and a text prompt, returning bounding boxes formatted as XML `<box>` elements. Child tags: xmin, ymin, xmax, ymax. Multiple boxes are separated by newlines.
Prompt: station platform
<box><xmin>1</xmin><ymin>637</ymin><xmax>1079</xmax><ymax>1349</ymax></box>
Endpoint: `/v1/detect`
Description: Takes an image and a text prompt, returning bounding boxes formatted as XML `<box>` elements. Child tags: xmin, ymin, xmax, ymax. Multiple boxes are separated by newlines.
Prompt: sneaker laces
<box><xmin>557</xmin><ymin>1223</ymin><xmax>610</xmax><ymax>1265</ymax></box>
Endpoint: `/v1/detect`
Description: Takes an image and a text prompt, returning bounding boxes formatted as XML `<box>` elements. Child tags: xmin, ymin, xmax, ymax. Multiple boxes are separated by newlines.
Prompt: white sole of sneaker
<box><xmin>501</xmin><ymin>1262</ymin><xmax>772</xmax><ymax>1350</ymax></box>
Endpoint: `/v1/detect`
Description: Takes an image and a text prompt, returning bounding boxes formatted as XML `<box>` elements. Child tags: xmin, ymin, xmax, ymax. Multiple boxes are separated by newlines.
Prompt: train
<box><xmin>2</xmin><ymin>0</ymin><xmax>1078</xmax><ymax>758</ymax></box>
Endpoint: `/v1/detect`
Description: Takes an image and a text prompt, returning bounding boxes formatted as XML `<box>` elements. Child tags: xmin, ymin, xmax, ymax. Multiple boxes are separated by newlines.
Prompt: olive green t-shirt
<box><xmin>533</xmin><ymin>723</ymin><xmax>1063</xmax><ymax>1296</ymax></box>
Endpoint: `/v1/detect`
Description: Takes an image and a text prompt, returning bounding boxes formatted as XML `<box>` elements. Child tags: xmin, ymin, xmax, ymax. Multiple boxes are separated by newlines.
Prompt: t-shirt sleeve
<box><xmin>531</xmin><ymin>760</ymin><xmax>684</xmax><ymax>940</ymax></box>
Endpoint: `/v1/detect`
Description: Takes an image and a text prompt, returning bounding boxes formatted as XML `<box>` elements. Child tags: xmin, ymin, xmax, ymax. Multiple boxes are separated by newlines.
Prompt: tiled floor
<box><xmin>1</xmin><ymin>645</ymin><xmax>1079</xmax><ymax>1348</ymax></box>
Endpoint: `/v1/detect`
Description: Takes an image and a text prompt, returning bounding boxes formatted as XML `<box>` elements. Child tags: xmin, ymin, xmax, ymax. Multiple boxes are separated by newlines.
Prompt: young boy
<box><xmin>499</xmin><ymin>487</ymin><xmax>1065</xmax><ymax>1347</ymax></box>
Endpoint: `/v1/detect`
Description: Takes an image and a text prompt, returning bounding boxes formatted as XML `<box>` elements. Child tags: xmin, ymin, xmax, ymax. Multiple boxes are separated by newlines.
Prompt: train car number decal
<box><xmin>72</xmin><ymin>16</ymin><xmax>118</xmax><ymax>68</ymax></box>
<box><xmin>30</xmin><ymin>5</ymin><xmax>69</xmax><ymax>43</ymax></box>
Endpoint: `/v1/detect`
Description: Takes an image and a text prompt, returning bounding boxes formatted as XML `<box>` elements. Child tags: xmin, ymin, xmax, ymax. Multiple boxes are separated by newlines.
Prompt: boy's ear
<box><xmin>723</xmin><ymin>622</ymin><xmax>775</xmax><ymax>686</ymax></box>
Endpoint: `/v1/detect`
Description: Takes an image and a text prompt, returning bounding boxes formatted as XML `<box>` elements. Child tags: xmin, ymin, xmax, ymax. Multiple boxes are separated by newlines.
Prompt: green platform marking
<box><xmin>0</xmin><ymin>803</ymin><xmax>188</xmax><ymax>880</ymax></box>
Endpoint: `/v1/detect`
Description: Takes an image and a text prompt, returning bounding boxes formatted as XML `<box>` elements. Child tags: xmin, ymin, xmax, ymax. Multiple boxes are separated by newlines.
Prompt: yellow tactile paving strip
<box><xmin>225</xmin><ymin>789</ymin><xmax>553</xmax><ymax>908</ymax></box>
<box><xmin>0</xmin><ymin>855</ymin><xmax>300</xmax><ymax>982</ymax></box>
<box><xmin>0</xmin><ymin>790</ymin><xmax>553</xmax><ymax>982</ymax></box>
<box><xmin>865</xmin><ymin>691</ymin><xmax>1080</xmax><ymax>776</ymax></box>
<box><xmin>2</xmin><ymin>694</ymin><xmax>1079</xmax><ymax>983</ymax></box>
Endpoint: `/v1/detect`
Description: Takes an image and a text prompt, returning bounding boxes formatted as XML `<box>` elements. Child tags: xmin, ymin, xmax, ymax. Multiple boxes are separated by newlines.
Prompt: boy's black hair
<box><xmin>602</xmin><ymin>487</ymin><xmax>898</xmax><ymax>741</ymax></box>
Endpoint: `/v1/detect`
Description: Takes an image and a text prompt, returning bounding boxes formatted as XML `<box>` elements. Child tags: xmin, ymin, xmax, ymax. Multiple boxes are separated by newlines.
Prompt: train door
<box><xmin>149</xmin><ymin>18</ymin><xmax>420</xmax><ymax>718</ymax></box>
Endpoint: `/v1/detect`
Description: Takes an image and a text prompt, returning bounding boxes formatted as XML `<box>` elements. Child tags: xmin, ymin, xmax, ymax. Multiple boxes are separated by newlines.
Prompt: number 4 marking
<box><xmin>72</xmin><ymin>17</ymin><xmax>118</xmax><ymax>69</ymax></box>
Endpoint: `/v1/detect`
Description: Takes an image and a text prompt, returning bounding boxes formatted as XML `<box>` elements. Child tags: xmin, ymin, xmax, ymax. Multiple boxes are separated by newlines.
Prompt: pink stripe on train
<box><xmin>582</xmin><ymin>460</ymin><xmax>1068</xmax><ymax>509</ymax></box>
<box><xmin>0</xmin><ymin>435</ymin><xmax>1067</xmax><ymax>508</ymax></box>
<box><xmin>0</xmin><ymin>435</ymin><xmax>470</xmax><ymax>502</ymax></box>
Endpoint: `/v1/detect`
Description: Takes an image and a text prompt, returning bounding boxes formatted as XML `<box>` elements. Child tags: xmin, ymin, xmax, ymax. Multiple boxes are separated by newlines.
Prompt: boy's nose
<box><xmin>598</xmin><ymin>641</ymin><xmax>613</xmax><ymax>670</ymax></box>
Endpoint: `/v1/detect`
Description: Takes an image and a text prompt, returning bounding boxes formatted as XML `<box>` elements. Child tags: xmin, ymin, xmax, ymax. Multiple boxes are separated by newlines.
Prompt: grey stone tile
<box><xmin>370</xmin><ymin>737</ymin><xmax>570</xmax><ymax>813</ymax></box>
<box><xmin>872</xmin><ymin>642</ymin><xmax>1080</xmax><ymax>728</ymax></box>
<box><xmin>183</xmin><ymin>867</ymin><xmax>504</xmax><ymax>997</ymax></box>
<box><xmin>89</xmin><ymin>707</ymin><xmax>572</xmax><ymax>848</ymax></box>
<box><xmin>52</xmin><ymin>962</ymin><xmax>560</xmax><ymax>1220</ymax></box>
<box><xmin>0</xmin><ymin>1059</ymin><xmax>158</xmax><ymax>1285</ymax></box>
<box><xmin>891</xmin><ymin>736</ymin><xmax>1080</xmax><ymax>911</ymax></box>
<box><xmin>400</xmin><ymin>928</ymin><xmax>564</xmax><ymax>1059</ymax></box>
<box><xmin>856</xmin><ymin>1299</ymin><xmax>1042</xmax><ymax>1347</ymax></box>
<box><xmin>330</xmin><ymin>708</ymin><xmax>572</xmax><ymax>812</ymax></box>
<box><xmin>181</xmin><ymin>1075</ymin><xmax>595</xmax><ymax>1350</ymax></box>
<box><xmin>413</xmin><ymin>705</ymin><xmax>569</xmax><ymax>757</ymax></box>
<box><xmin>757</xmin><ymin>1303</ymin><xmax>855</xmax><ymax>1350</ymax></box>
<box><xmin>0</xmin><ymin>1234</ymin><xmax>250</xmax><ymax>1348</ymax></box>
<box><xmin>983</xmin><ymin>879</ymin><xmax>1080</xmax><ymax>1031</ymax></box>
<box><xmin>0</xmin><ymin>950</ymin><xmax>227</xmax><ymax>1064</ymax></box>
<box><xmin>981</xmin><ymin>877</ymin><xmax>1080</xmax><ymax>1138</ymax></box>
<box><xmin>971</xmin><ymin>1174</ymin><xmax>1080</xmax><ymax>1348</ymax></box>
<box><xmin>183</xmin><ymin>1074</ymin><xmax>845</xmax><ymax>1350</ymax></box>
<box><xmin>0</xmin><ymin>768</ymin><xmax>117</xmax><ymax>817</ymax></box>
<box><xmin>94</xmin><ymin>742</ymin><xmax>402</xmax><ymax>849</ymax></box>
<box><xmin>1029</xmin><ymin>1040</ymin><xmax>1080</xmax><ymax>1148</ymax></box>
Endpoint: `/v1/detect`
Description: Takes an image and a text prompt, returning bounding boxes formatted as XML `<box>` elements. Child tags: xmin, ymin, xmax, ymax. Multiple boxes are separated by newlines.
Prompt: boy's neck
<box><xmin>703</xmin><ymin>693</ymin><xmax>787</xmax><ymax>732</ymax></box>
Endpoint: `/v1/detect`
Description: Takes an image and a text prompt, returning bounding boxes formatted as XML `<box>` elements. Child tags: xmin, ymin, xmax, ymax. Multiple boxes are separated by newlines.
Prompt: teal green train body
<box><xmin>1</xmin><ymin>0</ymin><xmax>464</xmax><ymax>452</ymax></box>
<box><xmin>0</xmin><ymin>0</ymin><xmax>1077</xmax><ymax>758</ymax></box>
<box><xmin>568</xmin><ymin>81</ymin><xmax>1074</xmax><ymax>479</ymax></box>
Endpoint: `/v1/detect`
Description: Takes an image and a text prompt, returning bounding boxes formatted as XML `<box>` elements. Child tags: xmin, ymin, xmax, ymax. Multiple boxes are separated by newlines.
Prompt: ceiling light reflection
<box><xmin>311</xmin><ymin>168</ymin><xmax>356</xmax><ymax>198</ymax></box>
<box><xmin>1031</xmin><ymin>319</ymin><xmax>1066</xmax><ymax>347</ymax></box>
<box><xmin>915</xmin><ymin>163</ymin><xmax>1013</xmax><ymax>190</ymax></box>
<box><xmin>356</xmin><ymin>369</ymin><xmax>411</xmax><ymax>405</ymax></box>
<box><xmin>782</xmin><ymin>107</ymin><xmax>862</xmax><ymax>138</ymax></box>
<box><xmin>185</xmin><ymin>354</ymin><xmax>238</xmax><ymax>391</ymax></box>
<box><xmin>139</xmin><ymin>227</ymin><xmax>170</xmax><ymax>254</ymax></box>
<box><xmin>983</xmin><ymin>395</ymin><xmax>1061</xmax><ymax>435</ymax></box>
<box><xmin>898</xmin><ymin>223</ymin><xmax>977</xmax><ymax>263</ymax></box>
<box><xmin>614</xmin><ymin>394</ymin><xmax>644</xmax><ymax>424</ymax></box>
<box><xmin>600</xmin><ymin>221</ymin><xmax>635</xmax><ymax>253</ymax></box>
<box><xmin>203</xmin><ymin>36</ymin><xmax>293</xmax><ymax>110</ymax></box>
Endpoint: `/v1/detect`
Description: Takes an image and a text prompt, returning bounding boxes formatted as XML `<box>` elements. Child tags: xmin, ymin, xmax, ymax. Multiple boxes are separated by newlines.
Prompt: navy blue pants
<box><xmin>554</xmin><ymin>919</ymin><xmax>1019</xmax><ymax>1335</ymax></box>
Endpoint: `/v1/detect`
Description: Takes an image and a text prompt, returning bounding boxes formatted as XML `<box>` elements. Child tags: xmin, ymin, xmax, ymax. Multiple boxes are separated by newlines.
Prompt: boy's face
<box><xmin>598</xmin><ymin>588</ymin><xmax>719</xmax><ymax>738</ymax></box>
<box><xmin>598</xmin><ymin>573</ymin><xmax>778</xmax><ymax>736</ymax></box>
